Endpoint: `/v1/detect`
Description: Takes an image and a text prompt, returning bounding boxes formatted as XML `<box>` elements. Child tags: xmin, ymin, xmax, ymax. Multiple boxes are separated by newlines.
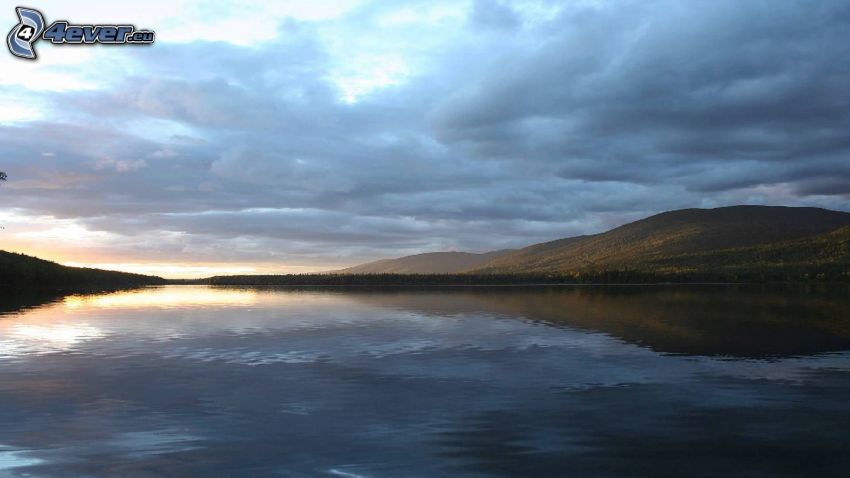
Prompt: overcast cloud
<box><xmin>1</xmin><ymin>0</ymin><xmax>849</xmax><ymax>276</ymax></box>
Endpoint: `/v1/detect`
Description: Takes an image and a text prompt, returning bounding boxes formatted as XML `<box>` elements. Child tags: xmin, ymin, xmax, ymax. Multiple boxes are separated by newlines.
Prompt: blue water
<box><xmin>0</xmin><ymin>285</ymin><xmax>849</xmax><ymax>477</ymax></box>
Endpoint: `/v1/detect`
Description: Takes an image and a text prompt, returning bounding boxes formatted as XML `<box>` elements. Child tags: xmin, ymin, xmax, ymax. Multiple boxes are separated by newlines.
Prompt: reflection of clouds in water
<box><xmin>0</xmin><ymin>431</ymin><xmax>201</xmax><ymax>475</ymax></box>
<box><xmin>691</xmin><ymin>353</ymin><xmax>850</xmax><ymax>383</ymax></box>
<box><xmin>280</xmin><ymin>403</ymin><xmax>316</xmax><ymax>416</ymax></box>
<box><xmin>3</xmin><ymin>286</ymin><xmax>850</xmax><ymax>388</ymax></box>
<box><xmin>1</xmin><ymin>286</ymin><xmax>849</xmax><ymax>477</ymax></box>
<box><xmin>362</xmin><ymin>338</ymin><xmax>440</xmax><ymax>358</ymax></box>
<box><xmin>163</xmin><ymin>347</ymin><xmax>324</xmax><ymax>365</ymax></box>
<box><xmin>3</xmin><ymin>285</ymin><xmax>850</xmax><ymax>389</ymax></box>
<box><xmin>63</xmin><ymin>286</ymin><xmax>258</xmax><ymax>309</ymax></box>
<box><xmin>328</xmin><ymin>468</ymin><xmax>371</xmax><ymax>478</ymax></box>
<box><xmin>0</xmin><ymin>323</ymin><xmax>105</xmax><ymax>360</ymax></box>
<box><xmin>11</xmin><ymin>324</ymin><xmax>105</xmax><ymax>344</ymax></box>
<box><xmin>0</xmin><ymin>445</ymin><xmax>44</xmax><ymax>472</ymax></box>
<box><xmin>111</xmin><ymin>430</ymin><xmax>201</xmax><ymax>458</ymax></box>
<box><xmin>142</xmin><ymin>321</ymin><xmax>850</xmax><ymax>392</ymax></box>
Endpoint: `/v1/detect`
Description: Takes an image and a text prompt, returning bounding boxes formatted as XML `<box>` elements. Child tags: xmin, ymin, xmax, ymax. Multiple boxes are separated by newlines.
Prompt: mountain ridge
<box><xmin>334</xmin><ymin>206</ymin><xmax>850</xmax><ymax>276</ymax></box>
<box><xmin>334</xmin><ymin>250</ymin><xmax>515</xmax><ymax>274</ymax></box>
<box><xmin>5</xmin><ymin>205</ymin><xmax>850</xmax><ymax>286</ymax></box>
<box><xmin>471</xmin><ymin>205</ymin><xmax>850</xmax><ymax>274</ymax></box>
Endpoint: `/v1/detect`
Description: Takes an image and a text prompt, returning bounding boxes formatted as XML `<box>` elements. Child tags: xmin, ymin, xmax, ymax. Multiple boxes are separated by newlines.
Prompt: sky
<box><xmin>1</xmin><ymin>0</ymin><xmax>849</xmax><ymax>278</ymax></box>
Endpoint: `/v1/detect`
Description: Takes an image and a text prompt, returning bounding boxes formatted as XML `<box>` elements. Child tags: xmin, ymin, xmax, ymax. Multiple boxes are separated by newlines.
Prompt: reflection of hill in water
<box><xmin>0</xmin><ymin>289</ymin><xmax>69</xmax><ymax>317</ymax></box>
<box><xmin>7</xmin><ymin>284</ymin><xmax>850</xmax><ymax>358</ymax></box>
<box><xmin>341</xmin><ymin>285</ymin><xmax>850</xmax><ymax>358</ymax></box>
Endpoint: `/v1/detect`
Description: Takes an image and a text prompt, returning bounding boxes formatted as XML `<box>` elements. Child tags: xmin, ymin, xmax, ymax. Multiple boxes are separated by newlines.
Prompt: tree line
<box><xmin>0</xmin><ymin>250</ymin><xmax>166</xmax><ymax>289</ymax></box>
<box><xmin>203</xmin><ymin>268</ymin><xmax>850</xmax><ymax>286</ymax></box>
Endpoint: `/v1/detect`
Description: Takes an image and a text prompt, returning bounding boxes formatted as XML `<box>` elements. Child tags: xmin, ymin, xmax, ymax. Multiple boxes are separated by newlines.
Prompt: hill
<box><xmin>335</xmin><ymin>250</ymin><xmax>514</xmax><ymax>274</ymax></box>
<box><xmin>638</xmin><ymin>225</ymin><xmax>850</xmax><ymax>278</ymax></box>
<box><xmin>472</xmin><ymin>206</ymin><xmax>850</xmax><ymax>274</ymax></box>
<box><xmin>0</xmin><ymin>250</ymin><xmax>166</xmax><ymax>288</ymax></box>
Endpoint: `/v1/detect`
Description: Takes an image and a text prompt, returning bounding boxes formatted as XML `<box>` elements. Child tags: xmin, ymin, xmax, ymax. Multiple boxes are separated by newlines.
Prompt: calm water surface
<box><xmin>1</xmin><ymin>285</ymin><xmax>850</xmax><ymax>477</ymax></box>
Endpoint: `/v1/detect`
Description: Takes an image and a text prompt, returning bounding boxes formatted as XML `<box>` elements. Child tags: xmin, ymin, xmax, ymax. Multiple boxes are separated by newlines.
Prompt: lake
<box><xmin>1</xmin><ymin>284</ymin><xmax>849</xmax><ymax>477</ymax></box>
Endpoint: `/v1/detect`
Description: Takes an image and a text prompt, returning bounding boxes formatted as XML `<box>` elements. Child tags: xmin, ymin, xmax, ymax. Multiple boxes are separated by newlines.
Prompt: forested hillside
<box><xmin>336</xmin><ymin>250</ymin><xmax>514</xmax><ymax>274</ymax></box>
<box><xmin>472</xmin><ymin>206</ymin><xmax>850</xmax><ymax>274</ymax></box>
<box><xmin>0</xmin><ymin>250</ymin><xmax>165</xmax><ymax>288</ymax></box>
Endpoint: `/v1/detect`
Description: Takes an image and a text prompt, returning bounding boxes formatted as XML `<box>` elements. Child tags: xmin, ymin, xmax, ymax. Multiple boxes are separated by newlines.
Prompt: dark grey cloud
<box><xmin>430</xmin><ymin>1</ymin><xmax>850</xmax><ymax>187</ymax></box>
<box><xmin>1</xmin><ymin>0</ymin><xmax>849</xmax><ymax>269</ymax></box>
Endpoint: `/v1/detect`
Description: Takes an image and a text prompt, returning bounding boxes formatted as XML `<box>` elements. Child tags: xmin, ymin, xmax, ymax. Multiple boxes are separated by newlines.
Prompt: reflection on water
<box><xmin>0</xmin><ymin>323</ymin><xmax>105</xmax><ymax>360</ymax></box>
<box><xmin>63</xmin><ymin>287</ymin><xmax>259</xmax><ymax>309</ymax></box>
<box><xmin>0</xmin><ymin>285</ymin><xmax>849</xmax><ymax>477</ymax></box>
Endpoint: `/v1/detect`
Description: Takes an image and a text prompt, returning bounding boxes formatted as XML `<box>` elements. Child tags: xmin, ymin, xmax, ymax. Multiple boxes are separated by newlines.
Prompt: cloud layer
<box><xmin>1</xmin><ymin>0</ymin><xmax>849</xmax><ymax>276</ymax></box>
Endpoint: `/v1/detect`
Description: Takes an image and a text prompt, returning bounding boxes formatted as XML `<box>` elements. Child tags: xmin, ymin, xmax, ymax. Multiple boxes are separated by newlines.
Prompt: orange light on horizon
<box><xmin>60</xmin><ymin>261</ymin><xmax>340</xmax><ymax>279</ymax></box>
<box><xmin>0</xmin><ymin>210</ymin><xmax>349</xmax><ymax>279</ymax></box>
<box><xmin>61</xmin><ymin>261</ymin><xmax>261</xmax><ymax>279</ymax></box>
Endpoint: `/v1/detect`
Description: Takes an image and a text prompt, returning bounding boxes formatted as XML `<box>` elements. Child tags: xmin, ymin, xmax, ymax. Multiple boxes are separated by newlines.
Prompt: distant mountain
<box><xmin>471</xmin><ymin>206</ymin><xmax>850</xmax><ymax>274</ymax></box>
<box><xmin>336</xmin><ymin>250</ymin><xmax>515</xmax><ymax>274</ymax></box>
<box><xmin>0</xmin><ymin>250</ymin><xmax>165</xmax><ymax>288</ymax></box>
<box><xmin>330</xmin><ymin>206</ymin><xmax>850</xmax><ymax>280</ymax></box>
